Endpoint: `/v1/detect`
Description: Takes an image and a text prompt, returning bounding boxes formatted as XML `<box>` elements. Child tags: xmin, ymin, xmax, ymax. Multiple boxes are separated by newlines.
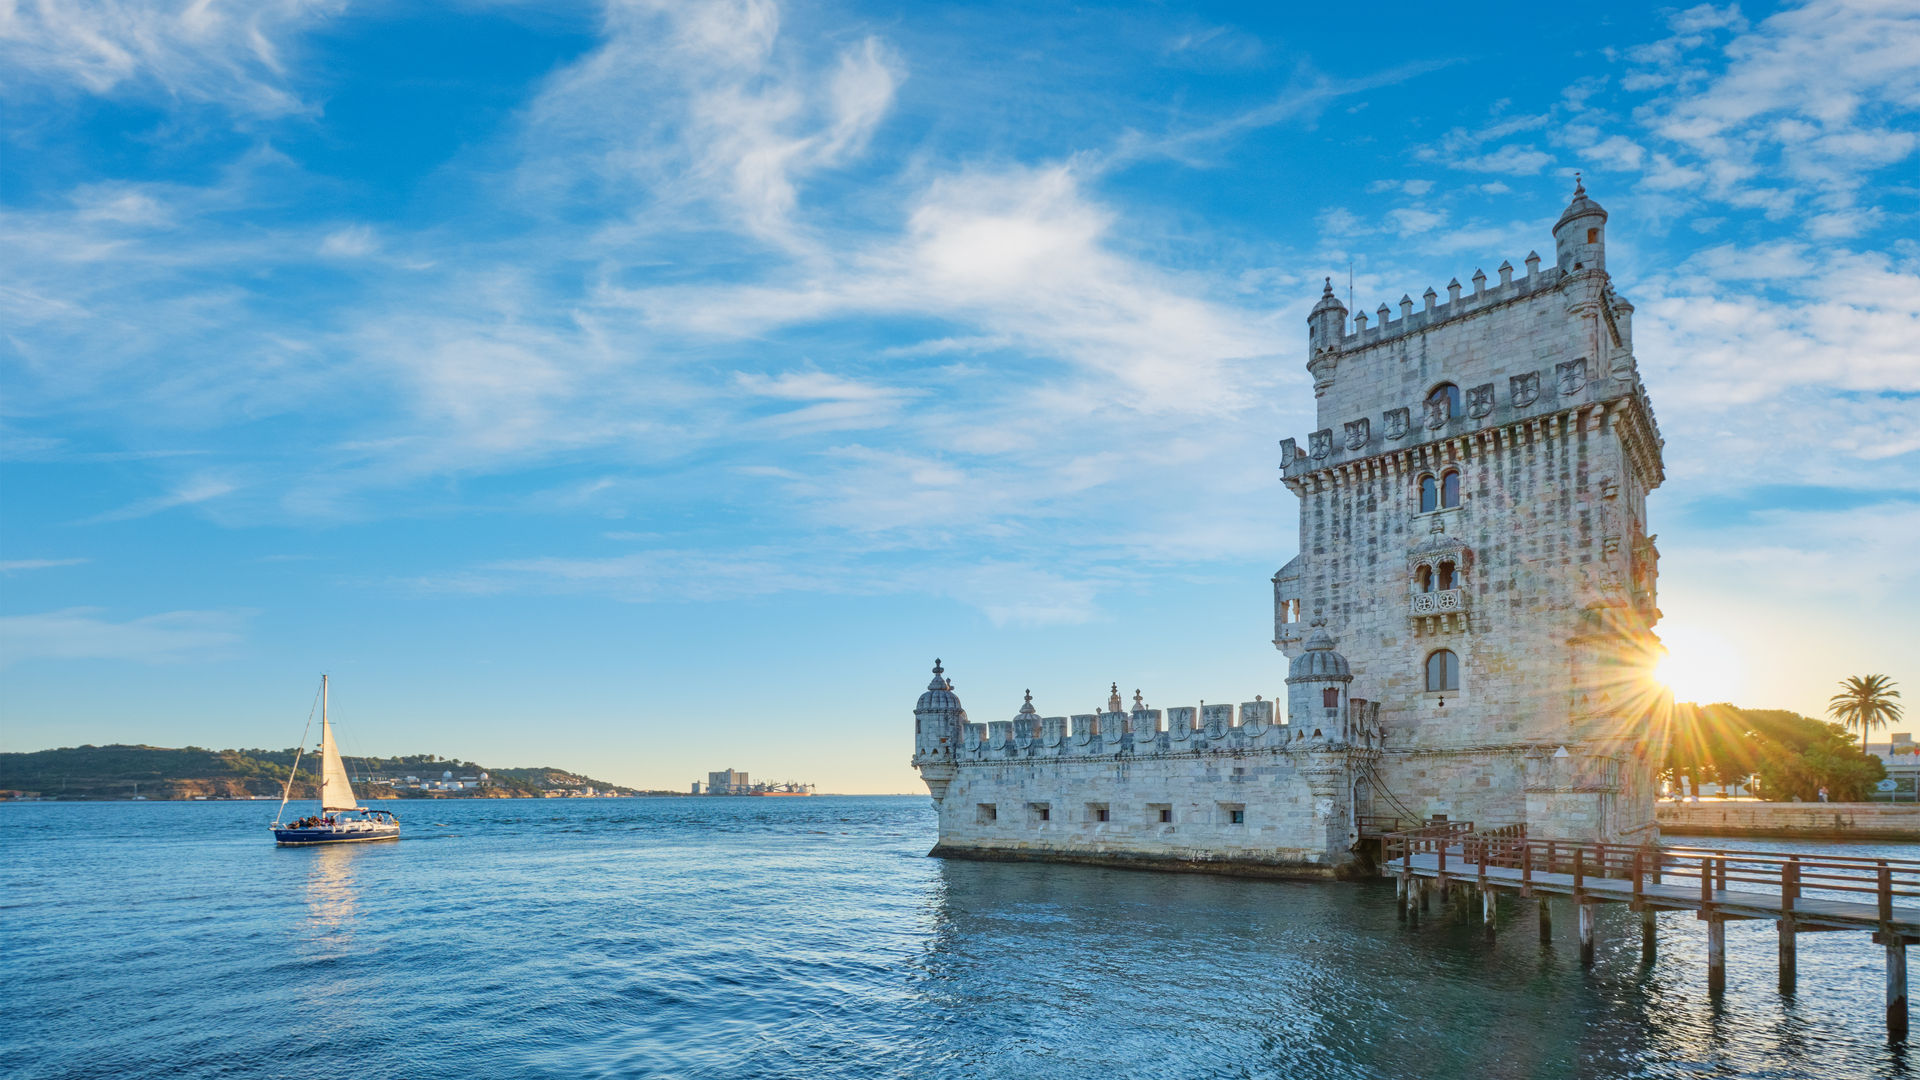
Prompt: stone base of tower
<box><xmin>925</xmin><ymin>843</ymin><xmax>1361</xmax><ymax>880</ymax></box>
<box><xmin>1522</xmin><ymin>746</ymin><xmax>1660</xmax><ymax>844</ymax></box>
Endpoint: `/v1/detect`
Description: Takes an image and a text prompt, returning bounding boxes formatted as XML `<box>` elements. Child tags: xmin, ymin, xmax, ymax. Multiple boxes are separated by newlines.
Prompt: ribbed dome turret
<box><xmin>1554</xmin><ymin>175</ymin><xmax>1607</xmax><ymax>232</ymax></box>
<box><xmin>1288</xmin><ymin>625</ymin><xmax>1352</xmax><ymax>681</ymax></box>
<box><xmin>1310</xmin><ymin>276</ymin><xmax>1347</xmax><ymax>319</ymax></box>
<box><xmin>916</xmin><ymin>659</ymin><xmax>963</xmax><ymax>714</ymax></box>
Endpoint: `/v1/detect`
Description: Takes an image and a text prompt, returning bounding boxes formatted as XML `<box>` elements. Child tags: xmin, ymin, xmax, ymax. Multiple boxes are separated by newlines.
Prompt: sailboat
<box><xmin>271</xmin><ymin>675</ymin><xmax>400</xmax><ymax>846</ymax></box>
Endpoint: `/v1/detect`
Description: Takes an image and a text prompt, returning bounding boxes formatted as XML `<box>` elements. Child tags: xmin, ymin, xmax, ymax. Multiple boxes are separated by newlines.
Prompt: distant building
<box><xmin>707</xmin><ymin>769</ymin><xmax>749</xmax><ymax>795</ymax></box>
<box><xmin>1868</xmin><ymin>733</ymin><xmax>1918</xmax><ymax>800</ymax></box>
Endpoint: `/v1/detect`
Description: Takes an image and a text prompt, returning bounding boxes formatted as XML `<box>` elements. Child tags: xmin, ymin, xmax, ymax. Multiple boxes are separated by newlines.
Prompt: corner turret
<box><xmin>913</xmin><ymin>660</ymin><xmax>966</xmax><ymax>804</ymax></box>
<box><xmin>1285</xmin><ymin>620</ymin><xmax>1353</xmax><ymax>739</ymax></box>
<box><xmin>1552</xmin><ymin>174</ymin><xmax>1608</xmax><ymax>275</ymax></box>
<box><xmin>1305</xmin><ymin>278</ymin><xmax>1348</xmax><ymax>397</ymax></box>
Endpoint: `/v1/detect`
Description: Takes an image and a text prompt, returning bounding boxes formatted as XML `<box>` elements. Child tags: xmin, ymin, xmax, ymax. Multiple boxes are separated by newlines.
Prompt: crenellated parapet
<box><xmin>940</xmin><ymin>684</ymin><xmax>1399</xmax><ymax>765</ymax></box>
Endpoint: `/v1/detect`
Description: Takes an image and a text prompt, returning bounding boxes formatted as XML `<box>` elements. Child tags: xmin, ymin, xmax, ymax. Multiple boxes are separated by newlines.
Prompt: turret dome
<box><xmin>916</xmin><ymin>659</ymin><xmax>963</xmax><ymax>714</ymax></box>
<box><xmin>1554</xmin><ymin>174</ymin><xmax>1607</xmax><ymax>233</ymax></box>
<box><xmin>1288</xmin><ymin>623</ymin><xmax>1352</xmax><ymax>681</ymax></box>
<box><xmin>1310</xmin><ymin>276</ymin><xmax>1347</xmax><ymax>318</ymax></box>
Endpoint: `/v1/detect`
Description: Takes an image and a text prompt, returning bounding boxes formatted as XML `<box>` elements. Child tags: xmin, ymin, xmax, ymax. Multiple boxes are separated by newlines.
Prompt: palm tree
<box><xmin>1828</xmin><ymin>675</ymin><xmax>1904</xmax><ymax>751</ymax></box>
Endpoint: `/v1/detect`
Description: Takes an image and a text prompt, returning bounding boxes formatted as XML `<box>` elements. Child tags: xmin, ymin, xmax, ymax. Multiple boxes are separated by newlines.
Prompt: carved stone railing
<box><xmin>1410</xmin><ymin>588</ymin><xmax>1466</xmax><ymax>616</ymax></box>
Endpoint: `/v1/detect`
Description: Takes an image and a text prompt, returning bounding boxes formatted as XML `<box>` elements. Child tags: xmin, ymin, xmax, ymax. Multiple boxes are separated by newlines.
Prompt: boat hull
<box><xmin>272</xmin><ymin>824</ymin><xmax>400</xmax><ymax>846</ymax></box>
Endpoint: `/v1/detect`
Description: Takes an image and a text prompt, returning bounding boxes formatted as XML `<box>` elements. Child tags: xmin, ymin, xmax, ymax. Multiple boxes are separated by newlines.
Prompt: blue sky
<box><xmin>2</xmin><ymin>0</ymin><xmax>1916</xmax><ymax>792</ymax></box>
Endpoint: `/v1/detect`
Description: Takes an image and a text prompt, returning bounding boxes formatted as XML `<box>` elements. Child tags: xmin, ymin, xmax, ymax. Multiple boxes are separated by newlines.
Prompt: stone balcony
<box><xmin>1410</xmin><ymin>588</ymin><xmax>1467</xmax><ymax>616</ymax></box>
<box><xmin>1410</xmin><ymin>588</ymin><xmax>1471</xmax><ymax>635</ymax></box>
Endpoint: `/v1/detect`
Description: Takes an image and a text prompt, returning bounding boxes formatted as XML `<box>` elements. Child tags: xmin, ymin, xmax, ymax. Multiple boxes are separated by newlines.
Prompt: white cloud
<box><xmin>319</xmin><ymin>226</ymin><xmax>379</xmax><ymax>258</ymax></box>
<box><xmin>0</xmin><ymin>607</ymin><xmax>248</xmax><ymax>666</ymax></box>
<box><xmin>524</xmin><ymin>0</ymin><xmax>900</xmax><ymax>247</ymax></box>
<box><xmin>0</xmin><ymin>0</ymin><xmax>338</xmax><ymax>116</ymax></box>
<box><xmin>629</xmin><ymin>164</ymin><xmax>1283</xmax><ymax>414</ymax></box>
<box><xmin>1625</xmin><ymin>0</ymin><xmax>1920</xmax><ymax>215</ymax></box>
<box><xmin>81</xmin><ymin>476</ymin><xmax>238</xmax><ymax>524</ymax></box>
<box><xmin>0</xmin><ymin>558</ymin><xmax>89</xmax><ymax>572</ymax></box>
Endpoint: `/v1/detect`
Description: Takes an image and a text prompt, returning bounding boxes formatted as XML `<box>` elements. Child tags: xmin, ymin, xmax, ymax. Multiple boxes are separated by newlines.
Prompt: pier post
<box><xmin>1483</xmin><ymin>887</ymin><xmax>1496</xmax><ymax>941</ymax></box>
<box><xmin>1642</xmin><ymin>909</ymin><xmax>1657</xmax><ymax>964</ymax></box>
<box><xmin>1707</xmin><ymin>915</ymin><xmax>1726</xmax><ymax>997</ymax></box>
<box><xmin>1539</xmin><ymin>896</ymin><xmax>1552</xmax><ymax>945</ymax></box>
<box><xmin>1778</xmin><ymin>917</ymin><xmax>1796</xmax><ymax>995</ymax></box>
<box><xmin>1888</xmin><ymin>936</ymin><xmax>1909</xmax><ymax>1041</ymax></box>
<box><xmin>1397</xmin><ymin>874</ymin><xmax>1408</xmax><ymax>922</ymax></box>
<box><xmin>1420</xmin><ymin>878</ymin><xmax>1431</xmax><ymax>913</ymax></box>
<box><xmin>1578</xmin><ymin>902</ymin><xmax>1595</xmax><ymax>967</ymax></box>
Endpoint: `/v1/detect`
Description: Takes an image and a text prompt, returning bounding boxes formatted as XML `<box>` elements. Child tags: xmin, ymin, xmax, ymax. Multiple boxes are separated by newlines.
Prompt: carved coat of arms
<box><xmin>1467</xmin><ymin>383</ymin><xmax>1494</xmax><ymax>419</ymax></box>
<box><xmin>1309</xmin><ymin>428</ymin><xmax>1332</xmax><ymax>459</ymax></box>
<box><xmin>1423</xmin><ymin>398</ymin><xmax>1448</xmax><ymax>430</ymax></box>
<box><xmin>1557</xmin><ymin>359</ymin><xmax>1588</xmax><ymax>396</ymax></box>
<box><xmin>1278</xmin><ymin>438</ymin><xmax>1297</xmax><ymax>468</ymax></box>
<box><xmin>1510</xmin><ymin>371</ymin><xmax>1539</xmax><ymax>407</ymax></box>
<box><xmin>1344</xmin><ymin>418</ymin><xmax>1369</xmax><ymax>450</ymax></box>
<box><xmin>1384</xmin><ymin>406</ymin><xmax>1410</xmax><ymax>440</ymax></box>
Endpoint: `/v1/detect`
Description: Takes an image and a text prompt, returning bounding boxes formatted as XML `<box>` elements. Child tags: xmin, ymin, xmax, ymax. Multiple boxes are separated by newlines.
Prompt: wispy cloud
<box><xmin>0</xmin><ymin>558</ymin><xmax>89</xmax><ymax>572</ymax></box>
<box><xmin>0</xmin><ymin>0</ymin><xmax>339</xmax><ymax>117</ymax></box>
<box><xmin>0</xmin><ymin>607</ymin><xmax>249</xmax><ymax>666</ymax></box>
<box><xmin>80</xmin><ymin>477</ymin><xmax>238</xmax><ymax>524</ymax></box>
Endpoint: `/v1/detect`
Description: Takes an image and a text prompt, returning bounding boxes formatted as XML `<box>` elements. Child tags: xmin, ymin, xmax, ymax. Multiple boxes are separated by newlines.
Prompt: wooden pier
<box><xmin>1374</xmin><ymin>822</ymin><xmax>1920</xmax><ymax>1039</ymax></box>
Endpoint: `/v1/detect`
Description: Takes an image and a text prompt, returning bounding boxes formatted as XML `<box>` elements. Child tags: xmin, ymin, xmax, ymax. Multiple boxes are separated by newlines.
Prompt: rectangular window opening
<box><xmin>1149</xmin><ymin>803</ymin><xmax>1172</xmax><ymax>824</ymax></box>
<box><xmin>1087</xmin><ymin>802</ymin><xmax>1109</xmax><ymax>824</ymax></box>
<box><xmin>976</xmin><ymin>803</ymin><xmax>997</xmax><ymax>824</ymax></box>
<box><xmin>1027</xmin><ymin>802</ymin><xmax>1051</xmax><ymax>824</ymax></box>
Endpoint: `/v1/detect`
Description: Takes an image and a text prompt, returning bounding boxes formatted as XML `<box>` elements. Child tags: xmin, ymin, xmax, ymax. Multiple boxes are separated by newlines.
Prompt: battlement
<box><xmin>1340</xmin><ymin>252</ymin><xmax>1559</xmax><ymax>352</ymax></box>
<box><xmin>944</xmin><ymin>691</ymin><xmax>1389</xmax><ymax>766</ymax></box>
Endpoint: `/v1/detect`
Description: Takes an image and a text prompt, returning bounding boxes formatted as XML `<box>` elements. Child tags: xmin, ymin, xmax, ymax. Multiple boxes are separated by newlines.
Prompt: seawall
<box><xmin>1658</xmin><ymin>801</ymin><xmax>1920</xmax><ymax>842</ymax></box>
<box><xmin>928</xmin><ymin>843</ymin><xmax>1370</xmax><ymax>881</ymax></box>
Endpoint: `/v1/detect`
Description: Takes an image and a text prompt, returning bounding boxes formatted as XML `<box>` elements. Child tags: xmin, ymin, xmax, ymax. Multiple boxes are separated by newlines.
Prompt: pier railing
<box><xmin>1381</xmin><ymin>830</ymin><xmax>1920</xmax><ymax>915</ymax></box>
<box><xmin>1379</xmin><ymin>826</ymin><xmax>1920</xmax><ymax>1038</ymax></box>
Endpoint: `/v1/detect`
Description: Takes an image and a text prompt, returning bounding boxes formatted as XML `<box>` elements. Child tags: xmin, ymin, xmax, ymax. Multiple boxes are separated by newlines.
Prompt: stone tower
<box><xmin>1273</xmin><ymin>179</ymin><xmax>1666</xmax><ymax>843</ymax></box>
<box><xmin>907</xmin><ymin>181</ymin><xmax>1665</xmax><ymax>876</ymax></box>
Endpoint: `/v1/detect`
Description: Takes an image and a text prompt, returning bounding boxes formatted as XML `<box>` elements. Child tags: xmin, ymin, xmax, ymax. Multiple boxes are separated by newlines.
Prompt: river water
<box><xmin>1</xmin><ymin>797</ymin><xmax>1911</xmax><ymax>1079</ymax></box>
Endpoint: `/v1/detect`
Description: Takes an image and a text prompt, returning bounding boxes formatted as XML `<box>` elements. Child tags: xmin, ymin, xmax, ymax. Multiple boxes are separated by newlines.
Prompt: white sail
<box><xmin>318</xmin><ymin>700</ymin><xmax>359</xmax><ymax>812</ymax></box>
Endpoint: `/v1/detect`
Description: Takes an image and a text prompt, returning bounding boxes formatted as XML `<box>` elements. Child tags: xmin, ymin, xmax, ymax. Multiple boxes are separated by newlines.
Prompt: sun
<box><xmin>1654</xmin><ymin>623</ymin><xmax>1746</xmax><ymax>705</ymax></box>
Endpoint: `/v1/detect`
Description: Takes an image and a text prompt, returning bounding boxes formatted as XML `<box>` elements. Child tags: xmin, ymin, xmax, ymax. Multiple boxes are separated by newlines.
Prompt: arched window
<box><xmin>1425</xmin><ymin>649</ymin><xmax>1460</xmax><ymax>692</ymax></box>
<box><xmin>1436</xmin><ymin>560</ymin><xmax>1456</xmax><ymax>591</ymax></box>
<box><xmin>1415</xmin><ymin>565</ymin><xmax>1433</xmax><ymax>593</ymax></box>
<box><xmin>1427</xmin><ymin>383</ymin><xmax>1461</xmax><ymax>421</ymax></box>
<box><xmin>1420</xmin><ymin>469</ymin><xmax>1461</xmax><ymax>512</ymax></box>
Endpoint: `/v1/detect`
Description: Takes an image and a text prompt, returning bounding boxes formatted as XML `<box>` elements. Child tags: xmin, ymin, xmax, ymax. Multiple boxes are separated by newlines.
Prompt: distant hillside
<box><xmin>0</xmin><ymin>744</ymin><xmax>661</xmax><ymax>801</ymax></box>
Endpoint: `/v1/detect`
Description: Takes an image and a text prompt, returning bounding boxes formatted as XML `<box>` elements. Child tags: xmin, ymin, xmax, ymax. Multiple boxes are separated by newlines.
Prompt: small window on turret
<box><xmin>1587</xmin><ymin>228</ymin><xmax>1599</xmax><ymax>244</ymax></box>
<box><xmin>1322</xmin><ymin>687</ymin><xmax>1340</xmax><ymax>709</ymax></box>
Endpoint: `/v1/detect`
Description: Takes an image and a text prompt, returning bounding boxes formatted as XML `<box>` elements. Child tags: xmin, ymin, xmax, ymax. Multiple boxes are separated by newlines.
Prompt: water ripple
<box><xmin>0</xmin><ymin>799</ymin><xmax>1910</xmax><ymax>1079</ymax></box>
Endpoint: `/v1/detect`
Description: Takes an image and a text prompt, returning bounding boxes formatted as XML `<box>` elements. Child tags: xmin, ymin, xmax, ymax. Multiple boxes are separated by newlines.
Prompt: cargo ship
<box><xmin>695</xmin><ymin>770</ymin><xmax>812</xmax><ymax>796</ymax></box>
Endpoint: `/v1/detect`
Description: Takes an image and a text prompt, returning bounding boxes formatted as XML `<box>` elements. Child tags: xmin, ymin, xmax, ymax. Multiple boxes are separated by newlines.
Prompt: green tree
<box><xmin>1750</xmin><ymin>713</ymin><xmax>1886</xmax><ymax>802</ymax></box>
<box><xmin>1827</xmin><ymin>674</ymin><xmax>1904</xmax><ymax>750</ymax></box>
